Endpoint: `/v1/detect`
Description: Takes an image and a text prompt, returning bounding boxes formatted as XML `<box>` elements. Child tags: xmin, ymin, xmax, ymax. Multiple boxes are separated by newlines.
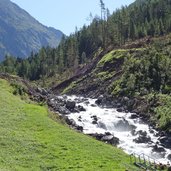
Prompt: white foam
<box><xmin>64</xmin><ymin>95</ymin><xmax>171</xmax><ymax>164</ymax></box>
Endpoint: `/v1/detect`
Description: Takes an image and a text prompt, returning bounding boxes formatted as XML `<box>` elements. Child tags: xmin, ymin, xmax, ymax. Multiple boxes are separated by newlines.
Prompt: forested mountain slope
<box><xmin>56</xmin><ymin>34</ymin><xmax>171</xmax><ymax>135</ymax></box>
<box><xmin>0</xmin><ymin>0</ymin><xmax>63</xmax><ymax>61</ymax></box>
<box><xmin>1</xmin><ymin>0</ymin><xmax>171</xmax><ymax>134</ymax></box>
<box><xmin>1</xmin><ymin>0</ymin><xmax>171</xmax><ymax>83</ymax></box>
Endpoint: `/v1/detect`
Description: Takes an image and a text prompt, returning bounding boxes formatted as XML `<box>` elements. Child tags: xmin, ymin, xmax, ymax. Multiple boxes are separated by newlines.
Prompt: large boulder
<box><xmin>66</xmin><ymin>100</ymin><xmax>76</xmax><ymax>110</ymax></box>
<box><xmin>158</xmin><ymin>136</ymin><xmax>171</xmax><ymax>148</ymax></box>
<box><xmin>133</xmin><ymin>130</ymin><xmax>151</xmax><ymax>144</ymax></box>
<box><xmin>76</xmin><ymin>125</ymin><xmax>83</xmax><ymax>132</ymax></box>
<box><xmin>95</xmin><ymin>95</ymin><xmax>104</xmax><ymax>105</ymax></box>
<box><xmin>167</xmin><ymin>154</ymin><xmax>171</xmax><ymax>161</ymax></box>
<box><xmin>57</xmin><ymin>106</ymin><xmax>70</xmax><ymax>115</ymax></box>
<box><xmin>101</xmin><ymin>135</ymin><xmax>119</xmax><ymax>146</ymax></box>
<box><xmin>63</xmin><ymin>116</ymin><xmax>76</xmax><ymax>126</ymax></box>
<box><xmin>152</xmin><ymin>144</ymin><xmax>166</xmax><ymax>153</ymax></box>
<box><xmin>116</xmin><ymin>107</ymin><xmax>124</xmax><ymax>112</ymax></box>
<box><xmin>63</xmin><ymin>116</ymin><xmax>83</xmax><ymax>132</ymax></box>
<box><xmin>77</xmin><ymin>105</ymin><xmax>86</xmax><ymax>112</ymax></box>
<box><xmin>89</xmin><ymin>133</ymin><xmax>104</xmax><ymax>140</ymax></box>
<box><xmin>88</xmin><ymin>132</ymin><xmax>119</xmax><ymax>146</ymax></box>
<box><xmin>130</xmin><ymin>114</ymin><xmax>139</xmax><ymax>119</ymax></box>
<box><xmin>91</xmin><ymin>115</ymin><xmax>98</xmax><ymax>124</ymax></box>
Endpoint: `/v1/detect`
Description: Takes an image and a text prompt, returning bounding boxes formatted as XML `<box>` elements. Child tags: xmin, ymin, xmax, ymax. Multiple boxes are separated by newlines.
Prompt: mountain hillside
<box><xmin>0</xmin><ymin>77</ymin><xmax>137</xmax><ymax>171</ymax></box>
<box><xmin>1</xmin><ymin>0</ymin><xmax>171</xmax><ymax>135</ymax></box>
<box><xmin>0</xmin><ymin>0</ymin><xmax>63</xmax><ymax>61</ymax></box>
<box><xmin>55</xmin><ymin>35</ymin><xmax>171</xmax><ymax>135</ymax></box>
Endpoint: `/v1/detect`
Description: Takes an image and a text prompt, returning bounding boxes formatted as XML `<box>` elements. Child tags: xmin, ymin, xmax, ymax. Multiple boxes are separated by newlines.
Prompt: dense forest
<box><xmin>1</xmin><ymin>0</ymin><xmax>171</xmax><ymax>83</ymax></box>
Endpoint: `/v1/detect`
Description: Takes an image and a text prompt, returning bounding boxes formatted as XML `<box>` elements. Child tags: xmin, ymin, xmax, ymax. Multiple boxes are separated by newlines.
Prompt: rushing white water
<box><xmin>64</xmin><ymin>95</ymin><xmax>171</xmax><ymax>165</ymax></box>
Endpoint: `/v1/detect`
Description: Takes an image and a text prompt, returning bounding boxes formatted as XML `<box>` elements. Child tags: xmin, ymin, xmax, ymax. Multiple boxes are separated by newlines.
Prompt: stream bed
<box><xmin>61</xmin><ymin>95</ymin><xmax>171</xmax><ymax>165</ymax></box>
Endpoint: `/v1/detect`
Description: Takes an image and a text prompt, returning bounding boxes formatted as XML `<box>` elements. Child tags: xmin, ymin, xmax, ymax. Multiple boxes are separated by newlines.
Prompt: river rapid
<box><xmin>59</xmin><ymin>95</ymin><xmax>171</xmax><ymax>165</ymax></box>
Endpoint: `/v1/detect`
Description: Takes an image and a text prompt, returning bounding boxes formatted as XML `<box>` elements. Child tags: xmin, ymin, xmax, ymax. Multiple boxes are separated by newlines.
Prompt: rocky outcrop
<box><xmin>168</xmin><ymin>154</ymin><xmax>171</xmax><ymax>161</ymax></box>
<box><xmin>152</xmin><ymin>144</ymin><xmax>166</xmax><ymax>153</ymax></box>
<box><xmin>88</xmin><ymin>132</ymin><xmax>119</xmax><ymax>146</ymax></box>
<box><xmin>158</xmin><ymin>136</ymin><xmax>171</xmax><ymax>149</ymax></box>
<box><xmin>66</xmin><ymin>100</ymin><xmax>76</xmax><ymax>110</ymax></box>
<box><xmin>133</xmin><ymin>130</ymin><xmax>151</xmax><ymax>144</ymax></box>
<box><xmin>91</xmin><ymin>115</ymin><xmax>98</xmax><ymax>125</ymax></box>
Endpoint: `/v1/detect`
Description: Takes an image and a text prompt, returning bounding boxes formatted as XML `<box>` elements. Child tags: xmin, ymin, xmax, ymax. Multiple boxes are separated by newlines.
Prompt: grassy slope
<box><xmin>0</xmin><ymin>78</ymin><xmax>136</xmax><ymax>171</ymax></box>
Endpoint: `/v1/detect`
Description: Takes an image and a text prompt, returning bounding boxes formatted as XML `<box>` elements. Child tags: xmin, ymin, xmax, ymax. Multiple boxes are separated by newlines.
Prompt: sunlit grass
<box><xmin>0</xmin><ymin>78</ymin><xmax>136</xmax><ymax>171</ymax></box>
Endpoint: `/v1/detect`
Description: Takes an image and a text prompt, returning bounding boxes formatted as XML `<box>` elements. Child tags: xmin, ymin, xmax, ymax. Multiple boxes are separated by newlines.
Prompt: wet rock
<box><xmin>133</xmin><ymin>136</ymin><xmax>151</xmax><ymax>144</ymax></box>
<box><xmin>116</xmin><ymin>103</ymin><xmax>122</xmax><ymax>108</ymax></box>
<box><xmin>91</xmin><ymin>104</ymin><xmax>97</xmax><ymax>107</ymax></box>
<box><xmin>66</xmin><ymin>100</ymin><xmax>76</xmax><ymax>110</ymax></box>
<box><xmin>91</xmin><ymin>115</ymin><xmax>98</xmax><ymax>121</ymax></box>
<box><xmin>63</xmin><ymin>116</ymin><xmax>83</xmax><ymax>132</ymax></box>
<box><xmin>160</xmin><ymin>131</ymin><xmax>166</xmax><ymax>137</ymax></box>
<box><xmin>101</xmin><ymin>135</ymin><xmax>119</xmax><ymax>146</ymax></box>
<box><xmin>130</xmin><ymin>114</ymin><xmax>138</xmax><ymax>119</ymax></box>
<box><xmin>152</xmin><ymin>144</ymin><xmax>166</xmax><ymax>153</ymax></box>
<box><xmin>76</xmin><ymin>125</ymin><xmax>83</xmax><ymax>132</ymax></box>
<box><xmin>62</xmin><ymin>95</ymin><xmax>68</xmax><ymax>100</ymax></box>
<box><xmin>138</xmin><ymin>130</ymin><xmax>147</xmax><ymax>137</ymax></box>
<box><xmin>92</xmin><ymin>120</ymin><xmax>98</xmax><ymax>124</ymax></box>
<box><xmin>168</xmin><ymin>154</ymin><xmax>171</xmax><ymax>161</ymax></box>
<box><xmin>149</xmin><ymin>129</ymin><xmax>154</xmax><ymax>134</ymax></box>
<box><xmin>78</xmin><ymin>116</ymin><xmax>82</xmax><ymax>122</ymax></box>
<box><xmin>77</xmin><ymin>105</ymin><xmax>86</xmax><ymax>112</ymax></box>
<box><xmin>63</xmin><ymin>117</ymin><xmax>76</xmax><ymax>126</ymax></box>
<box><xmin>74</xmin><ymin>97</ymin><xmax>87</xmax><ymax>103</ymax></box>
<box><xmin>57</xmin><ymin>106</ymin><xmax>70</xmax><ymax>115</ymax></box>
<box><xmin>95</xmin><ymin>95</ymin><xmax>104</xmax><ymax>105</ymax></box>
<box><xmin>117</xmin><ymin>107</ymin><xmax>124</xmax><ymax>112</ymax></box>
<box><xmin>89</xmin><ymin>133</ymin><xmax>104</xmax><ymax>140</ymax></box>
<box><xmin>131</xmin><ymin>129</ymin><xmax>137</xmax><ymax>136</ymax></box>
<box><xmin>105</xmin><ymin>132</ymin><xmax>111</xmax><ymax>135</ymax></box>
<box><xmin>88</xmin><ymin>133</ymin><xmax>119</xmax><ymax>146</ymax></box>
<box><xmin>133</xmin><ymin>130</ymin><xmax>151</xmax><ymax>144</ymax></box>
<box><xmin>84</xmin><ymin>101</ymin><xmax>90</xmax><ymax>105</ymax></box>
<box><xmin>123</xmin><ymin>96</ymin><xmax>129</xmax><ymax>103</ymax></box>
<box><xmin>158</xmin><ymin>136</ymin><xmax>171</xmax><ymax>148</ymax></box>
<box><xmin>158</xmin><ymin>136</ymin><xmax>167</xmax><ymax>143</ymax></box>
<box><xmin>91</xmin><ymin>115</ymin><xmax>98</xmax><ymax>124</ymax></box>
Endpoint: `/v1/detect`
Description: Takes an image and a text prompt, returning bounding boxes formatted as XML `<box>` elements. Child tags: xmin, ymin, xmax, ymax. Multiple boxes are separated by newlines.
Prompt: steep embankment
<box><xmin>54</xmin><ymin>35</ymin><xmax>171</xmax><ymax>135</ymax></box>
<box><xmin>0</xmin><ymin>78</ymin><xmax>137</xmax><ymax>171</ymax></box>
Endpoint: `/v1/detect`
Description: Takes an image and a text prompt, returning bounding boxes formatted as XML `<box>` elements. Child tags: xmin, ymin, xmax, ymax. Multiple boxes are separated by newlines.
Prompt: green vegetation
<box><xmin>107</xmin><ymin>42</ymin><xmax>171</xmax><ymax>131</ymax></box>
<box><xmin>97</xmin><ymin>71</ymin><xmax>114</xmax><ymax>81</ymax></box>
<box><xmin>0</xmin><ymin>78</ymin><xmax>137</xmax><ymax>171</ymax></box>
<box><xmin>62</xmin><ymin>81</ymin><xmax>77</xmax><ymax>94</ymax></box>
<box><xmin>110</xmin><ymin>45</ymin><xmax>171</xmax><ymax>96</ymax></box>
<box><xmin>1</xmin><ymin>0</ymin><xmax>171</xmax><ymax>83</ymax></box>
<box><xmin>97</xmin><ymin>50</ymin><xmax>126</xmax><ymax>66</ymax></box>
<box><xmin>154</xmin><ymin>94</ymin><xmax>171</xmax><ymax>131</ymax></box>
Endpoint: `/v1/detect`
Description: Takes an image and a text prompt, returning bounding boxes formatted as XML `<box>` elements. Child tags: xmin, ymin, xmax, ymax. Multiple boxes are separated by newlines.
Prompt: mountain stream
<box><xmin>60</xmin><ymin>95</ymin><xmax>171</xmax><ymax>165</ymax></box>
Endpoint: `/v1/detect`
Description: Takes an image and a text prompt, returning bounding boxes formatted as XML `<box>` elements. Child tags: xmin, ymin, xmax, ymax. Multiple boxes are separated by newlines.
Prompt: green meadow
<box><xmin>0</xmin><ymin>78</ymin><xmax>136</xmax><ymax>171</ymax></box>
